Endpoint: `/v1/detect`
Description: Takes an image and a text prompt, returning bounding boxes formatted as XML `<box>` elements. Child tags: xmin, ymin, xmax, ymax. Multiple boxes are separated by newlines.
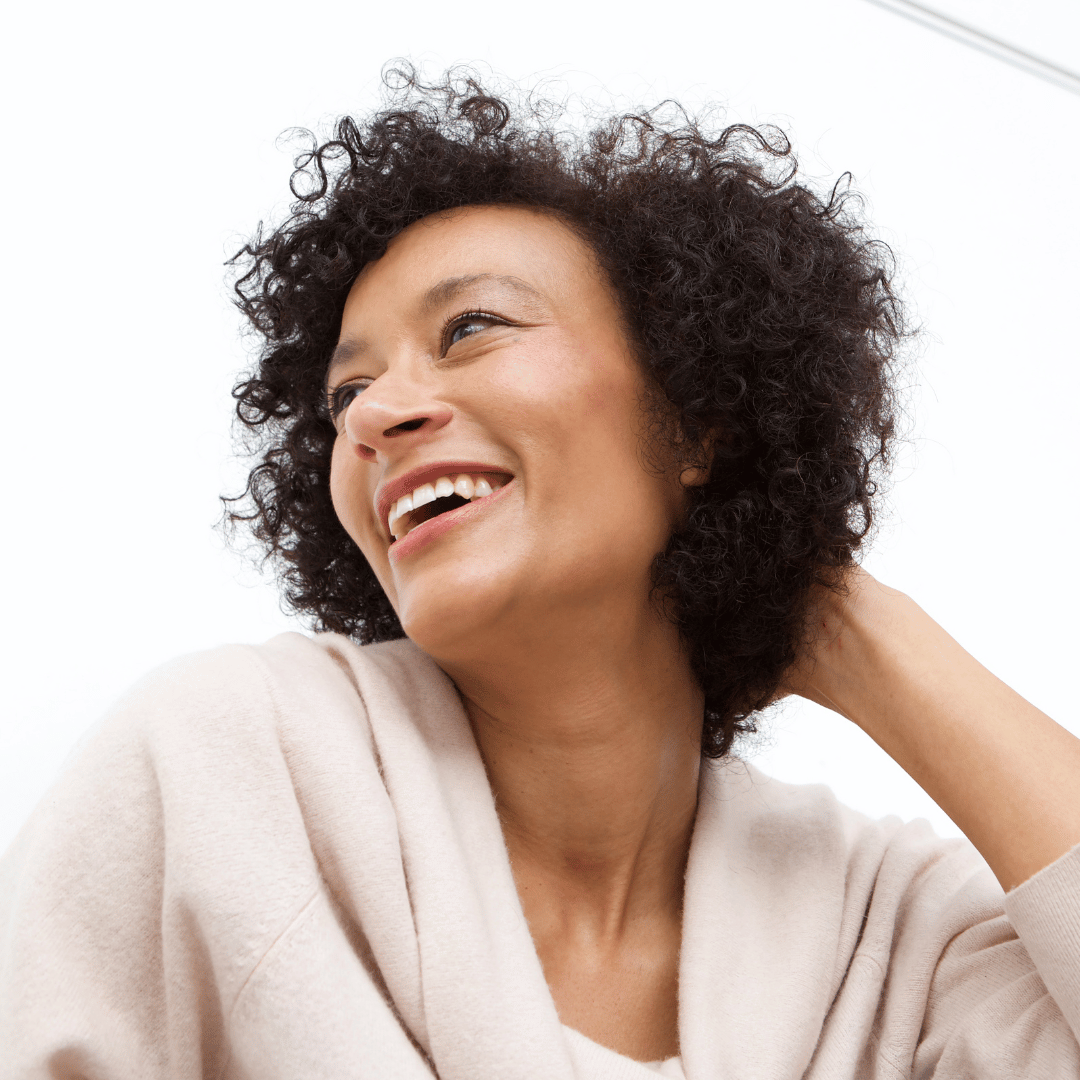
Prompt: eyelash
<box><xmin>323</xmin><ymin>310</ymin><xmax>508</xmax><ymax>424</ymax></box>
<box><xmin>325</xmin><ymin>380</ymin><xmax>373</xmax><ymax>424</ymax></box>
<box><xmin>441</xmin><ymin>309</ymin><xmax>506</xmax><ymax>350</ymax></box>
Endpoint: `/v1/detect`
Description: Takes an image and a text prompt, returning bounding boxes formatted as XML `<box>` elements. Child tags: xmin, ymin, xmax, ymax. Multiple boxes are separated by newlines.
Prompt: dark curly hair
<box><xmin>226</xmin><ymin>65</ymin><xmax>905</xmax><ymax>759</ymax></box>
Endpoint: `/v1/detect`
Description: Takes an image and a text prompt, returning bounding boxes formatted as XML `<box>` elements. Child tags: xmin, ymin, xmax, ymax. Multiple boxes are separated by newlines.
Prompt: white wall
<box><xmin>1</xmin><ymin>0</ymin><xmax>1077</xmax><ymax>851</ymax></box>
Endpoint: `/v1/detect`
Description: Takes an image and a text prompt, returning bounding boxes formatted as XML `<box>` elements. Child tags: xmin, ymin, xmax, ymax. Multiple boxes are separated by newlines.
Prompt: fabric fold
<box><xmin>1</xmin><ymin>632</ymin><xmax>1079</xmax><ymax>1079</ymax></box>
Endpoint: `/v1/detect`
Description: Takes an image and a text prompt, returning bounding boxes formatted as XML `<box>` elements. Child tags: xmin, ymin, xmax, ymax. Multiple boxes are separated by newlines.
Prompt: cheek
<box><xmin>487</xmin><ymin>342</ymin><xmax>678</xmax><ymax>555</ymax></box>
<box><xmin>329</xmin><ymin>443</ymin><xmax>394</xmax><ymax>591</ymax></box>
<box><xmin>328</xmin><ymin>442</ymin><xmax>360</xmax><ymax>537</ymax></box>
<box><xmin>485</xmin><ymin>330</ymin><xmax>640</xmax><ymax>436</ymax></box>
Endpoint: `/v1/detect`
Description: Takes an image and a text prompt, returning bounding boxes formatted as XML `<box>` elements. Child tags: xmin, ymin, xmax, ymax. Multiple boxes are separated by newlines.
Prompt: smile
<box><xmin>387</xmin><ymin>472</ymin><xmax>511</xmax><ymax>541</ymax></box>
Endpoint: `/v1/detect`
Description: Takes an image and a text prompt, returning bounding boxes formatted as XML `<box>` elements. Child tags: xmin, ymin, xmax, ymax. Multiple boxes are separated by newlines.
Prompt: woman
<box><xmin>2</xmin><ymin>70</ymin><xmax>1078</xmax><ymax>1078</ymax></box>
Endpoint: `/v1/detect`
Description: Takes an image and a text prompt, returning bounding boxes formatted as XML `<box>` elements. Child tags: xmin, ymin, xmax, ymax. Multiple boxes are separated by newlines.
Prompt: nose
<box><xmin>342</xmin><ymin>376</ymin><xmax>453</xmax><ymax>461</ymax></box>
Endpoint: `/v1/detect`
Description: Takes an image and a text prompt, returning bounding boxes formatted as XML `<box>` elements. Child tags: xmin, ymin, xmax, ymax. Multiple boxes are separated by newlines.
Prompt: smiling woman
<box><xmin>325</xmin><ymin>207</ymin><xmax>689</xmax><ymax>679</ymax></box>
<box><xmin>2</xmin><ymin>67</ymin><xmax>1080</xmax><ymax>1079</ymax></box>
<box><xmin>224</xmin><ymin>70</ymin><xmax>902</xmax><ymax>761</ymax></box>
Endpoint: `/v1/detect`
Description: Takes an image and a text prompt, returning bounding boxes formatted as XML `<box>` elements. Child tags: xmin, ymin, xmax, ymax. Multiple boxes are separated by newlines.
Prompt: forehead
<box><xmin>342</xmin><ymin>205</ymin><xmax>603</xmax><ymax>315</ymax></box>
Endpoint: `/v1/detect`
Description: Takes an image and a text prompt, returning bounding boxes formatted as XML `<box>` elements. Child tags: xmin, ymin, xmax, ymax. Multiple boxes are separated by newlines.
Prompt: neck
<box><xmin>438</xmin><ymin>603</ymin><xmax>704</xmax><ymax>941</ymax></box>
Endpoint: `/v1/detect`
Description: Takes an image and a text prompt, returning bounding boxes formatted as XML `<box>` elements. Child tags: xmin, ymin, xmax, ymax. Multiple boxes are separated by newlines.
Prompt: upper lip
<box><xmin>375</xmin><ymin>461</ymin><xmax>514</xmax><ymax>537</ymax></box>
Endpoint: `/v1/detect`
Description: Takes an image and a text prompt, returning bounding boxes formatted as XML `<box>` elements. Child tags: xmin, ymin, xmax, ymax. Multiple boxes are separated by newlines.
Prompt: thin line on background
<box><xmin>864</xmin><ymin>0</ymin><xmax>1080</xmax><ymax>96</ymax></box>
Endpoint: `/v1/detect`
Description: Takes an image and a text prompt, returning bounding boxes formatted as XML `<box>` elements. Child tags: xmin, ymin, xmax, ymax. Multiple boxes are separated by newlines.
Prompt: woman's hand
<box><xmin>783</xmin><ymin>566</ymin><xmax>1080</xmax><ymax>892</ymax></box>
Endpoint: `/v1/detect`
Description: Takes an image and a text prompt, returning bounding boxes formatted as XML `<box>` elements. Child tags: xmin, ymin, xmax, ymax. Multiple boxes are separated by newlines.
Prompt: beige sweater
<box><xmin>1</xmin><ymin>633</ymin><xmax>1079</xmax><ymax>1079</ymax></box>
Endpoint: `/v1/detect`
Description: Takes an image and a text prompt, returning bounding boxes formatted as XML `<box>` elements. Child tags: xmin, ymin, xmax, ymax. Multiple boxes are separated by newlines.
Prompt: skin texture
<box><xmin>328</xmin><ymin>204</ymin><xmax>1080</xmax><ymax>1061</ymax></box>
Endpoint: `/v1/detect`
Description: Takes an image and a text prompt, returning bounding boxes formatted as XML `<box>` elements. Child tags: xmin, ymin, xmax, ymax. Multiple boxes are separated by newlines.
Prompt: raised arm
<box><xmin>789</xmin><ymin>566</ymin><xmax>1080</xmax><ymax>893</ymax></box>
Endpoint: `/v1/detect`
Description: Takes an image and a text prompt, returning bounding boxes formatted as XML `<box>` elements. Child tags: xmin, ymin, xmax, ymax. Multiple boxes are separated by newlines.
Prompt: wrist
<box><xmin>802</xmin><ymin>571</ymin><xmax>923</xmax><ymax>734</ymax></box>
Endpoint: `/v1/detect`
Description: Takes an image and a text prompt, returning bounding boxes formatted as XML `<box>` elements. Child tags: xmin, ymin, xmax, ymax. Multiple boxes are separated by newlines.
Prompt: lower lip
<box><xmin>387</xmin><ymin>480</ymin><xmax>514</xmax><ymax>563</ymax></box>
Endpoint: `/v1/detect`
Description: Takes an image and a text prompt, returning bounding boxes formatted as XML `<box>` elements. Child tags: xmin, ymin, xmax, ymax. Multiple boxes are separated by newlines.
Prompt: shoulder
<box><xmin>113</xmin><ymin>630</ymin><xmax>426</xmax><ymax>707</ymax></box>
<box><xmin>701</xmin><ymin>756</ymin><xmax>891</xmax><ymax>857</ymax></box>
<box><xmin>2</xmin><ymin>632</ymin><xmax>455</xmax><ymax>889</ymax></box>
<box><xmin>691</xmin><ymin>759</ymin><xmax>1006</xmax><ymax>1030</ymax></box>
<box><xmin>702</xmin><ymin>757</ymin><xmax>996</xmax><ymax>919</ymax></box>
<box><xmin>93</xmin><ymin>631</ymin><xmax>442</xmax><ymax>748</ymax></box>
<box><xmin>22</xmin><ymin>633</ymin><xmax>455</xmax><ymax>826</ymax></box>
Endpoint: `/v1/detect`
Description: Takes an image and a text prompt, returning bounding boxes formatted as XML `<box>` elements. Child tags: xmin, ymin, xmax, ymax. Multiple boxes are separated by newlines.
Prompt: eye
<box><xmin>443</xmin><ymin>311</ymin><xmax>507</xmax><ymax>352</ymax></box>
<box><xmin>326</xmin><ymin>379</ymin><xmax>373</xmax><ymax>429</ymax></box>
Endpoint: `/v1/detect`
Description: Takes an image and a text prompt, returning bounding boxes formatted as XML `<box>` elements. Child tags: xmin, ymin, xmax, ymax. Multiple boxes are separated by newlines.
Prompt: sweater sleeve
<box><xmin>0</xmin><ymin>672</ymin><xmax>183</xmax><ymax>1079</ymax></box>
<box><xmin>1004</xmin><ymin>845</ymin><xmax>1080</xmax><ymax>1046</ymax></box>
<box><xmin>0</xmin><ymin>638</ymin><xmax>441</xmax><ymax>1080</ymax></box>
<box><xmin>910</xmin><ymin>842</ymin><xmax>1080</xmax><ymax>1078</ymax></box>
<box><xmin>1006</xmin><ymin>838</ymin><xmax>1080</xmax><ymax>1041</ymax></box>
<box><xmin>0</xmin><ymin>644</ymin><xmax>309</xmax><ymax>1080</ymax></box>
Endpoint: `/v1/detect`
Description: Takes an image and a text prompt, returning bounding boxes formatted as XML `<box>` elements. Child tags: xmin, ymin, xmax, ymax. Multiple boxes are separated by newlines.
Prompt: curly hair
<box><xmin>226</xmin><ymin>65</ymin><xmax>906</xmax><ymax>759</ymax></box>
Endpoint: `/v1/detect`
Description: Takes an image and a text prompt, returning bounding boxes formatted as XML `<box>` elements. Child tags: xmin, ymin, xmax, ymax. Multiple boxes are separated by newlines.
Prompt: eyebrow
<box><xmin>419</xmin><ymin>272</ymin><xmax>545</xmax><ymax>313</ymax></box>
<box><xmin>326</xmin><ymin>273</ymin><xmax>547</xmax><ymax>377</ymax></box>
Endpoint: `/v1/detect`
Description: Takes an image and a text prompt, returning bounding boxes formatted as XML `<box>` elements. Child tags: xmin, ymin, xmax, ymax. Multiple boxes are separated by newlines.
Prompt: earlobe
<box><xmin>679</xmin><ymin>464</ymin><xmax>710</xmax><ymax>487</ymax></box>
<box><xmin>678</xmin><ymin>426</ymin><xmax>726</xmax><ymax>487</ymax></box>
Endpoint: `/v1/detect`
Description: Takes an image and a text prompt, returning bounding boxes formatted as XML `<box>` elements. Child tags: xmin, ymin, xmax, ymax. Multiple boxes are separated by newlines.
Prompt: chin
<box><xmin>393</xmin><ymin>557</ymin><xmax>523</xmax><ymax>666</ymax></box>
<box><xmin>399</xmin><ymin>595</ymin><xmax>503</xmax><ymax>668</ymax></box>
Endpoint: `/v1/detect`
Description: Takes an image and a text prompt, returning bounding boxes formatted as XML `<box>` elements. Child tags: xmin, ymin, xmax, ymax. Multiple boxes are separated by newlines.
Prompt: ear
<box><xmin>679</xmin><ymin>464</ymin><xmax>711</xmax><ymax>487</ymax></box>
<box><xmin>677</xmin><ymin>427</ymin><xmax>723</xmax><ymax>488</ymax></box>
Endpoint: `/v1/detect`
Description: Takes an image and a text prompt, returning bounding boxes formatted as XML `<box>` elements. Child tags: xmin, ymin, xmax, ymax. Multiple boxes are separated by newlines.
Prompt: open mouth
<box><xmin>387</xmin><ymin>472</ymin><xmax>511</xmax><ymax>542</ymax></box>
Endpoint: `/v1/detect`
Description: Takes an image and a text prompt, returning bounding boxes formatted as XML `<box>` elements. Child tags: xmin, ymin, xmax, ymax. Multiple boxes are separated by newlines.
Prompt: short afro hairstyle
<box><xmin>226</xmin><ymin>64</ymin><xmax>906</xmax><ymax>759</ymax></box>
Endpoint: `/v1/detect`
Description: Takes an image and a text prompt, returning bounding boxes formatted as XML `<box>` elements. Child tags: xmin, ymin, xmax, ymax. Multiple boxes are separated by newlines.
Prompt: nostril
<box><xmin>384</xmin><ymin>417</ymin><xmax>427</xmax><ymax>437</ymax></box>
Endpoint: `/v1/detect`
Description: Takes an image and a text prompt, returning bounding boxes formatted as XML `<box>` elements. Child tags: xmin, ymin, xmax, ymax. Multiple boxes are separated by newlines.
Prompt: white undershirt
<box><xmin>562</xmin><ymin>1026</ymin><xmax>687</xmax><ymax>1079</ymax></box>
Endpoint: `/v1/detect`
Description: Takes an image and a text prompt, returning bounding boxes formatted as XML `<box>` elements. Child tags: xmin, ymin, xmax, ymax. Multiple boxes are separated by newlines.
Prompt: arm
<box><xmin>789</xmin><ymin>567</ymin><xmax>1080</xmax><ymax>893</ymax></box>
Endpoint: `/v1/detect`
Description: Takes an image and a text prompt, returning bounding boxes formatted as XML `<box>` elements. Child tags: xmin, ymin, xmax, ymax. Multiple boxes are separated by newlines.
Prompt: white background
<box><xmin>1</xmin><ymin>0</ymin><xmax>1078</xmax><ymax>852</ymax></box>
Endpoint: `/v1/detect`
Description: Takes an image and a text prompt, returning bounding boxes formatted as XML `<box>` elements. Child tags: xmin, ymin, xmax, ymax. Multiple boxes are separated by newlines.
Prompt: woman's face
<box><xmin>328</xmin><ymin>205</ymin><xmax>686</xmax><ymax>663</ymax></box>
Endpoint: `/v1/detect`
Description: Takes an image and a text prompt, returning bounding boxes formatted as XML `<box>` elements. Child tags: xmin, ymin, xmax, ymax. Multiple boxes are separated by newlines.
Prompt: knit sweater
<box><xmin>1</xmin><ymin>633</ymin><xmax>1078</xmax><ymax>1079</ymax></box>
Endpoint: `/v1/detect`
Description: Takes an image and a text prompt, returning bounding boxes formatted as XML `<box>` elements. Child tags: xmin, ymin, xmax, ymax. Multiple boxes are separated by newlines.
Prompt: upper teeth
<box><xmin>388</xmin><ymin>473</ymin><xmax>498</xmax><ymax>539</ymax></box>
